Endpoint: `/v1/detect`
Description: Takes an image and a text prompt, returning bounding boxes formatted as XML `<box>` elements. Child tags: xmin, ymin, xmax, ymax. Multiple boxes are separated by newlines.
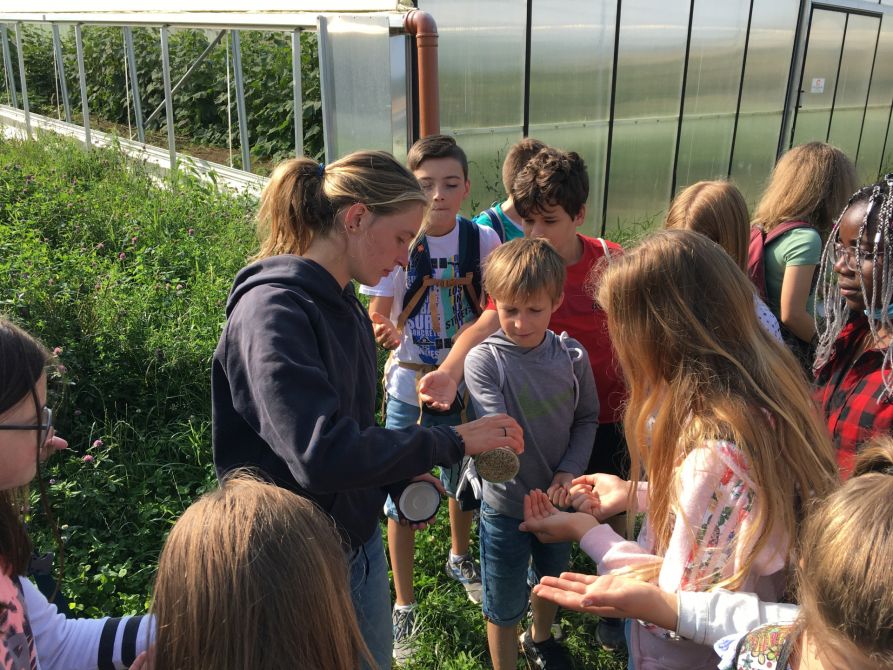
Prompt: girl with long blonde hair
<box><xmin>148</xmin><ymin>474</ymin><xmax>371</xmax><ymax>670</ymax></box>
<box><xmin>520</xmin><ymin>230</ymin><xmax>838</xmax><ymax>669</ymax></box>
<box><xmin>751</xmin><ymin>142</ymin><xmax>856</xmax><ymax>363</ymax></box>
<box><xmin>716</xmin><ymin>436</ymin><xmax>893</xmax><ymax>668</ymax></box>
<box><xmin>665</xmin><ymin>179</ymin><xmax>781</xmax><ymax>341</ymax></box>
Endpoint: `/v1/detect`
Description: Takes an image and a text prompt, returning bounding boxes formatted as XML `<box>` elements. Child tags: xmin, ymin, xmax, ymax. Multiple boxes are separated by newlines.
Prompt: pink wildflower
<box><xmin>52</xmin><ymin>346</ymin><xmax>63</xmax><ymax>356</ymax></box>
<box><xmin>83</xmin><ymin>454</ymin><xmax>94</xmax><ymax>463</ymax></box>
<box><xmin>118</xmin><ymin>252</ymin><xmax>126</xmax><ymax>261</ymax></box>
<box><xmin>92</xmin><ymin>439</ymin><xmax>103</xmax><ymax>448</ymax></box>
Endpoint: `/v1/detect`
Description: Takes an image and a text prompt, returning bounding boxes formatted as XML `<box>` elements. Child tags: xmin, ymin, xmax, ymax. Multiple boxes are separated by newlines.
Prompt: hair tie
<box><xmin>318</xmin><ymin>163</ymin><xmax>326</xmax><ymax>178</ymax></box>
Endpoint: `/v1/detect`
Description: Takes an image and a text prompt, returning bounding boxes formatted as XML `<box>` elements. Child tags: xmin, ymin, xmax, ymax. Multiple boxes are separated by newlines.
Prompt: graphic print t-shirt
<box><xmin>361</xmin><ymin>220</ymin><xmax>501</xmax><ymax>405</ymax></box>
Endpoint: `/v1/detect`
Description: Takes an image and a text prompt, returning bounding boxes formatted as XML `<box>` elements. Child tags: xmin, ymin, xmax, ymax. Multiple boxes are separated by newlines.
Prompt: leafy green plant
<box><xmin>2</xmin><ymin>134</ymin><xmax>625</xmax><ymax>668</ymax></box>
<box><xmin>3</xmin><ymin>25</ymin><xmax>324</xmax><ymax>167</ymax></box>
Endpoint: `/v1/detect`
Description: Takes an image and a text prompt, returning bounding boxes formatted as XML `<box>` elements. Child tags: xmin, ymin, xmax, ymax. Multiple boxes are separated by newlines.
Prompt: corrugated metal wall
<box><xmin>420</xmin><ymin>0</ymin><xmax>893</xmax><ymax>236</ymax></box>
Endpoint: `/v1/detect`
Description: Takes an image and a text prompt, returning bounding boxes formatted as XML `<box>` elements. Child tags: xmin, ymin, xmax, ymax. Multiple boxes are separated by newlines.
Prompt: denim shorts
<box><xmin>478</xmin><ymin>501</ymin><xmax>572</xmax><ymax>626</ymax></box>
<box><xmin>383</xmin><ymin>393</ymin><xmax>465</xmax><ymax>521</ymax></box>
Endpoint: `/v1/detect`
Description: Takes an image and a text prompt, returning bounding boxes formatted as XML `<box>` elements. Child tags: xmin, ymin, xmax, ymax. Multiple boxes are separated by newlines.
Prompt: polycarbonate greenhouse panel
<box><xmin>318</xmin><ymin>14</ymin><xmax>394</xmax><ymax>161</ymax></box>
<box><xmin>792</xmin><ymin>9</ymin><xmax>847</xmax><ymax>147</ymax></box>
<box><xmin>729</xmin><ymin>0</ymin><xmax>800</xmax><ymax>203</ymax></box>
<box><xmin>528</xmin><ymin>0</ymin><xmax>615</xmax><ymax>233</ymax></box>
<box><xmin>857</xmin><ymin>15</ymin><xmax>893</xmax><ymax>182</ymax></box>
<box><xmin>451</xmin><ymin>126</ymin><xmax>523</xmax><ymax>218</ymax></box>
<box><xmin>675</xmin><ymin>0</ymin><xmax>750</xmax><ymax>190</ymax></box>
<box><xmin>605</xmin><ymin>0</ymin><xmax>689</xmax><ymax>231</ymax></box>
<box><xmin>827</xmin><ymin>14</ymin><xmax>880</xmax><ymax>162</ymax></box>
<box><xmin>419</xmin><ymin>0</ymin><xmax>525</xmax><ymax>130</ymax></box>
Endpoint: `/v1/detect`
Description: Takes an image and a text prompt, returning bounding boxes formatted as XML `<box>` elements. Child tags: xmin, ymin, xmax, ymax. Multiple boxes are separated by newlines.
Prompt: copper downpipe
<box><xmin>403</xmin><ymin>9</ymin><xmax>440</xmax><ymax>137</ymax></box>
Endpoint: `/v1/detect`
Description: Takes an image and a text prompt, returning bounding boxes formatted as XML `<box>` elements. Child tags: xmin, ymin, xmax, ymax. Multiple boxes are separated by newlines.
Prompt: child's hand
<box><xmin>568</xmin><ymin>482</ymin><xmax>601</xmax><ymax>517</ymax></box>
<box><xmin>532</xmin><ymin>573</ymin><xmax>678</xmax><ymax>631</ymax></box>
<box><xmin>371</xmin><ymin>312</ymin><xmax>400</xmax><ymax>350</ymax></box>
<box><xmin>417</xmin><ymin>369</ymin><xmax>458</xmax><ymax>411</ymax></box>
<box><xmin>571</xmin><ymin>473</ymin><xmax>631</xmax><ymax>521</ymax></box>
<box><xmin>546</xmin><ymin>472</ymin><xmax>574</xmax><ymax>508</ymax></box>
<box><xmin>519</xmin><ymin>489</ymin><xmax>598</xmax><ymax>543</ymax></box>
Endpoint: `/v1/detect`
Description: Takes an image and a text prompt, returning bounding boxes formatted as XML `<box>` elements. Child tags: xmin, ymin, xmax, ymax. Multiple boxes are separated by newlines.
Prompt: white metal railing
<box><xmin>0</xmin><ymin>9</ymin><xmax>412</xmax><ymax>189</ymax></box>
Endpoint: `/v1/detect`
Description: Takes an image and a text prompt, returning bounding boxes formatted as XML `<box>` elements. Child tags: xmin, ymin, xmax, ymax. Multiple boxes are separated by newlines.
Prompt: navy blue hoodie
<box><xmin>212</xmin><ymin>255</ymin><xmax>464</xmax><ymax>548</ymax></box>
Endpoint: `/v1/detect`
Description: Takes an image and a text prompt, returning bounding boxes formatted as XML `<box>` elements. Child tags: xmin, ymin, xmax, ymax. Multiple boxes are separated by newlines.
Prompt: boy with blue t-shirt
<box><xmin>464</xmin><ymin>237</ymin><xmax>598</xmax><ymax>670</ymax></box>
<box><xmin>360</xmin><ymin>135</ymin><xmax>501</xmax><ymax>662</ymax></box>
<box><xmin>473</xmin><ymin>138</ymin><xmax>546</xmax><ymax>242</ymax></box>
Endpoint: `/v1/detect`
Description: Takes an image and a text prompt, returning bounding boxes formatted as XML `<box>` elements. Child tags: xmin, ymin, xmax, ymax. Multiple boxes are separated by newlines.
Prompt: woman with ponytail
<box><xmin>211</xmin><ymin>152</ymin><xmax>522</xmax><ymax>668</ymax></box>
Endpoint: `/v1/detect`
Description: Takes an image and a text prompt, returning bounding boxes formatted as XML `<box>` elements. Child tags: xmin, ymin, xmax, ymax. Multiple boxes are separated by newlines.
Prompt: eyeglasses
<box><xmin>0</xmin><ymin>406</ymin><xmax>53</xmax><ymax>446</ymax></box>
<box><xmin>832</xmin><ymin>242</ymin><xmax>883</xmax><ymax>272</ymax></box>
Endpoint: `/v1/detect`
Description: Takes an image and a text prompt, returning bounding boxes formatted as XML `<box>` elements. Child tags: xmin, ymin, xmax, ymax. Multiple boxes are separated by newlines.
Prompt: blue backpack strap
<box><xmin>397</xmin><ymin>218</ymin><xmax>482</xmax><ymax>329</ymax></box>
<box><xmin>458</xmin><ymin>217</ymin><xmax>483</xmax><ymax>316</ymax></box>
<box><xmin>483</xmin><ymin>207</ymin><xmax>506</xmax><ymax>242</ymax></box>
<box><xmin>398</xmin><ymin>236</ymin><xmax>434</xmax><ymax>326</ymax></box>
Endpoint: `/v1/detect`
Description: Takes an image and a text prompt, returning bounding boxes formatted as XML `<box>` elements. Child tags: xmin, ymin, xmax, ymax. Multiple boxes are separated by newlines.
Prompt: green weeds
<box><xmin>2</xmin><ymin>134</ymin><xmax>625</xmax><ymax>668</ymax></box>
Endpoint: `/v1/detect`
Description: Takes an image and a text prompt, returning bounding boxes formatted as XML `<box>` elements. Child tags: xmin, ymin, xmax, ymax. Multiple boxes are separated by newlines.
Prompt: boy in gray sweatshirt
<box><xmin>464</xmin><ymin>238</ymin><xmax>599</xmax><ymax>669</ymax></box>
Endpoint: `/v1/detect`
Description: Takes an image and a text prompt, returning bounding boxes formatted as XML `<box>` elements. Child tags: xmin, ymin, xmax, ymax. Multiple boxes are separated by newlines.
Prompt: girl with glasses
<box><xmin>814</xmin><ymin>176</ymin><xmax>893</xmax><ymax>477</ymax></box>
<box><xmin>0</xmin><ymin>317</ymin><xmax>152</xmax><ymax>670</ymax></box>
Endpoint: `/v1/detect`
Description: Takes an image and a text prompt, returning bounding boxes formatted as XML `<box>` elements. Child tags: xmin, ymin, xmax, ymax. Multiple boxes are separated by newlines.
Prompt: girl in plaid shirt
<box><xmin>815</xmin><ymin>176</ymin><xmax>893</xmax><ymax>478</ymax></box>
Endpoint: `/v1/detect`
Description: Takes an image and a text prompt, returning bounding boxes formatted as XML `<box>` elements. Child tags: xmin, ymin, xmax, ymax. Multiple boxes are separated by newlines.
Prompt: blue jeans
<box><xmin>383</xmin><ymin>394</ymin><xmax>466</xmax><ymax>520</ymax></box>
<box><xmin>348</xmin><ymin>529</ymin><xmax>392</xmax><ymax>669</ymax></box>
<box><xmin>478</xmin><ymin>502</ymin><xmax>572</xmax><ymax>626</ymax></box>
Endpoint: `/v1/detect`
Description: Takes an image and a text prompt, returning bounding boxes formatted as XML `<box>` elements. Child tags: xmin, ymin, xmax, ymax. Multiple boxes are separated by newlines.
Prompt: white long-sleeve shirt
<box><xmin>20</xmin><ymin>577</ymin><xmax>154</xmax><ymax>670</ymax></box>
<box><xmin>676</xmin><ymin>589</ymin><xmax>798</xmax><ymax>646</ymax></box>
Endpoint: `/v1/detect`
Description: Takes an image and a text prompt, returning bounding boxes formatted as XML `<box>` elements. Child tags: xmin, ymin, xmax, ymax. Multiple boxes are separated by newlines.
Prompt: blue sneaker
<box><xmin>444</xmin><ymin>554</ymin><xmax>482</xmax><ymax>604</ymax></box>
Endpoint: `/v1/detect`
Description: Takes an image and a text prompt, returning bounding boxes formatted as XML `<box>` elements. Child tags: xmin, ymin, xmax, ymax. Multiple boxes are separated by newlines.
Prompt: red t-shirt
<box><xmin>487</xmin><ymin>234</ymin><xmax>627</xmax><ymax>424</ymax></box>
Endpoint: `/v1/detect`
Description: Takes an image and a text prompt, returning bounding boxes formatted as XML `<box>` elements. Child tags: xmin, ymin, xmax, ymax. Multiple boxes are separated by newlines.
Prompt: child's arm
<box><xmin>532</xmin><ymin>573</ymin><xmax>799</xmax><ymax>645</ymax></box>
<box><xmin>463</xmin><ymin>341</ymin><xmax>509</xmax><ymax>416</ymax></box>
<box><xmin>367</xmin><ymin>296</ymin><xmax>399</xmax><ymax>350</ymax></box>
<box><xmin>548</xmin><ymin>350</ymin><xmax>599</xmax><ymax>507</ymax></box>
<box><xmin>580</xmin><ymin>442</ymin><xmax>775</xmax><ymax>592</ymax></box>
<box><xmin>419</xmin><ymin>310</ymin><xmax>501</xmax><ymax>410</ymax></box>
<box><xmin>20</xmin><ymin>576</ymin><xmax>154</xmax><ymax>669</ymax></box>
<box><xmin>532</xmin><ymin>573</ymin><xmax>679</xmax><ymax>631</ymax></box>
<box><xmin>556</xmin><ymin>349</ymin><xmax>599</xmax><ymax>479</ymax></box>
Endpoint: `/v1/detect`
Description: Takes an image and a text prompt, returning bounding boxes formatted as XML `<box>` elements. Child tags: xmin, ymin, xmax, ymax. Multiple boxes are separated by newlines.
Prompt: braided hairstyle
<box><xmin>815</xmin><ymin>175</ymin><xmax>893</xmax><ymax>397</ymax></box>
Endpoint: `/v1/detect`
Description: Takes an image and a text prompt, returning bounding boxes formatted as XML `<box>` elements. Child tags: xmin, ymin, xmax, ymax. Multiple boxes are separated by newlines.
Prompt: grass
<box><xmin>1</xmin><ymin>133</ymin><xmax>626</xmax><ymax>668</ymax></box>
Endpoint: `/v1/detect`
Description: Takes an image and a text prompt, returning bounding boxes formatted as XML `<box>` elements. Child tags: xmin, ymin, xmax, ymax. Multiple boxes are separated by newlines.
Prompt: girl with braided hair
<box><xmin>814</xmin><ymin>175</ymin><xmax>893</xmax><ymax>477</ymax></box>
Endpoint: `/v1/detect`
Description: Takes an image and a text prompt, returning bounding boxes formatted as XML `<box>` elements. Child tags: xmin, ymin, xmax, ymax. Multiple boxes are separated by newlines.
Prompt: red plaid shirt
<box><xmin>814</xmin><ymin>314</ymin><xmax>893</xmax><ymax>478</ymax></box>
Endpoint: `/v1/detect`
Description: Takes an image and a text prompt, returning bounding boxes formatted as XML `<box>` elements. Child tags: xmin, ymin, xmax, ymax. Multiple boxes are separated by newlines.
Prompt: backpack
<box><xmin>481</xmin><ymin>206</ymin><xmax>507</xmax><ymax>242</ymax></box>
<box><xmin>396</xmin><ymin>217</ymin><xmax>483</xmax><ymax>331</ymax></box>
<box><xmin>747</xmin><ymin>222</ymin><xmax>811</xmax><ymax>300</ymax></box>
<box><xmin>728</xmin><ymin>624</ymin><xmax>798</xmax><ymax>669</ymax></box>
